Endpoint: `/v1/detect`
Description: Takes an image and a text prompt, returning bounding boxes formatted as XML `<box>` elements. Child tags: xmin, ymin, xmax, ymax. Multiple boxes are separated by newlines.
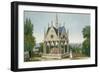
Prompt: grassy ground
<box><xmin>25</xmin><ymin>53</ymin><xmax>89</xmax><ymax>62</ymax></box>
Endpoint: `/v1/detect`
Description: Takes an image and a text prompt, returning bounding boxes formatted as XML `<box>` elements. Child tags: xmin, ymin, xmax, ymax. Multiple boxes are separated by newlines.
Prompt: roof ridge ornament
<box><xmin>55</xmin><ymin>13</ymin><xmax>59</xmax><ymax>28</ymax></box>
<box><xmin>51</xmin><ymin>20</ymin><xmax>53</xmax><ymax>27</ymax></box>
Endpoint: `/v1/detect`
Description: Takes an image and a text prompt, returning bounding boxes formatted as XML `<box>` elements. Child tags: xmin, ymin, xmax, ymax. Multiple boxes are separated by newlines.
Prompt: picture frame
<box><xmin>11</xmin><ymin>1</ymin><xmax>98</xmax><ymax>72</ymax></box>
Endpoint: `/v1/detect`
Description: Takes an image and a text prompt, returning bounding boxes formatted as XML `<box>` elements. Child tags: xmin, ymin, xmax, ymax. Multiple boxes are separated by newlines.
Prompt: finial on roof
<box><xmin>63</xmin><ymin>22</ymin><xmax>65</xmax><ymax>26</ymax></box>
<box><xmin>48</xmin><ymin>23</ymin><xmax>50</xmax><ymax>27</ymax></box>
<box><xmin>44</xmin><ymin>26</ymin><xmax>46</xmax><ymax>39</ymax></box>
<box><xmin>67</xmin><ymin>29</ymin><xmax>69</xmax><ymax>34</ymax></box>
<box><xmin>59</xmin><ymin>23</ymin><xmax>61</xmax><ymax>27</ymax></box>
<box><xmin>51</xmin><ymin>20</ymin><xmax>53</xmax><ymax>27</ymax></box>
<box><xmin>55</xmin><ymin>13</ymin><xmax>59</xmax><ymax>28</ymax></box>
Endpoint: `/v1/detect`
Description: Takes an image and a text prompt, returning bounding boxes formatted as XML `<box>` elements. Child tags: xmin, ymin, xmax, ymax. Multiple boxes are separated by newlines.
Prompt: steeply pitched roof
<box><xmin>46</xmin><ymin>26</ymin><xmax>58</xmax><ymax>35</ymax></box>
<box><xmin>46</xmin><ymin>26</ymin><xmax>66</xmax><ymax>36</ymax></box>
<box><xmin>58</xmin><ymin>26</ymin><xmax>66</xmax><ymax>35</ymax></box>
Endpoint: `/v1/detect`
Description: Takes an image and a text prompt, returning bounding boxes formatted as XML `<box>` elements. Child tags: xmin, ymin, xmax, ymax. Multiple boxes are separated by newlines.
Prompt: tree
<box><xmin>82</xmin><ymin>26</ymin><xmax>90</xmax><ymax>57</ymax></box>
<box><xmin>24</xmin><ymin>19</ymin><xmax>33</xmax><ymax>35</ymax></box>
<box><xmin>24</xmin><ymin>18</ymin><xmax>36</xmax><ymax>59</ymax></box>
<box><xmin>39</xmin><ymin>43</ymin><xmax>44</xmax><ymax>53</ymax></box>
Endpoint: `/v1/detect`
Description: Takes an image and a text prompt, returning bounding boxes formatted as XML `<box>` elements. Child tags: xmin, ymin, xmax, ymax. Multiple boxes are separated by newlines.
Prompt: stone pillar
<box><xmin>67</xmin><ymin>43</ymin><xmax>69</xmax><ymax>54</ymax></box>
<box><xmin>70</xmin><ymin>49</ymin><xmax>73</xmax><ymax>58</ymax></box>
<box><xmin>64</xmin><ymin>44</ymin><xmax>65</xmax><ymax>54</ymax></box>
<box><xmin>43</xmin><ymin>42</ymin><xmax>46</xmax><ymax>55</ymax></box>
<box><xmin>65</xmin><ymin>41</ymin><xmax>66</xmax><ymax>54</ymax></box>
<box><xmin>43</xmin><ymin>27</ymin><xmax>46</xmax><ymax>55</ymax></box>
<box><xmin>67</xmin><ymin>29</ymin><xmax>69</xmax><ymax>54</ymax></box>
<box><xmin>49</xmin><ymin>42</ymin><xmax>50</xmax><ymax>54</ymax></box>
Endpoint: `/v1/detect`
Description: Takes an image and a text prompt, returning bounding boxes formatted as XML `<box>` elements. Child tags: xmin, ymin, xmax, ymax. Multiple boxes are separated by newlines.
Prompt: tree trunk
<box><xmin>29</xmin><ymin>51</ymin><xmax>32</xmax><ymax>59</ymax></box>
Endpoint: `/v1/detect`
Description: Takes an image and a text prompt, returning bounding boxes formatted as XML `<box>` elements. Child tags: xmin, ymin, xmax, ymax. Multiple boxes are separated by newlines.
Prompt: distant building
<box><xmin>43</xmin><ymin>14</ymin><xmax>70</xmax><ymax>59</ymax></box>
<box><xmin>33</xmin><ymin>43</ymin><xmax>40</xmax><ymax>54</ymax></box>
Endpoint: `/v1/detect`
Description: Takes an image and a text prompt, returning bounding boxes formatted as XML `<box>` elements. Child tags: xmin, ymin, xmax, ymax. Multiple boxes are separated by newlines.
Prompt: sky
<box><xmin>24</xmin><ymin>11</ymin><xmax>90</xmax><ymax>44</ymax></box>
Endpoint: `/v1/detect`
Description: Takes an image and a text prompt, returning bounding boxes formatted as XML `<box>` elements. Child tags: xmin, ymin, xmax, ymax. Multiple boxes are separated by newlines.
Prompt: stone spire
<box><xmin>44</xmin><ymin>27</ymin><xmax>46</xmax><ymax>40</ymax></box>
<box><xmin>63</xmin><ymin>22</ymin><xmax>65</xmax><ymax>27</ymax></box>
<box><xmin>67</xmin><ymin>29</ymin><xmax>69</xmax><ymax>53</ymax></box>
<box><xmin>51</xmin><ymin>20</ymin><xmax>53</xmax><ymax>27</ymax></box>
<box><xmin>48</xmin><ymin>23</ymin><xmax>50</xmax><ymax>28</ymax></box>
<box><xmin>55</xmin><ymin>14</ymin><xmax>59</xmax><ymax>28</ymax></box>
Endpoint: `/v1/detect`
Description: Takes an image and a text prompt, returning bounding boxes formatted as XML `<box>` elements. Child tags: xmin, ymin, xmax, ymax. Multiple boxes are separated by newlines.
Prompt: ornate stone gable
<box><xmin>45</xmin><ymin>26</ymin><xmax>59</xmax><ymax>41</ymax></box>
<box><xmin>42</xmin><ymin>14</ymin><xmax>70</xmax><ymax>59</ymax></box>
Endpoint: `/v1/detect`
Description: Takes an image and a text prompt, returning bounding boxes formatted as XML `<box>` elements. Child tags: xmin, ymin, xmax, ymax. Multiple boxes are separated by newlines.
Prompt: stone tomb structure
<box><xmin>42</xmin><ymin>14</ymin><xmax>70</xmax><ymax>59</ymax></box>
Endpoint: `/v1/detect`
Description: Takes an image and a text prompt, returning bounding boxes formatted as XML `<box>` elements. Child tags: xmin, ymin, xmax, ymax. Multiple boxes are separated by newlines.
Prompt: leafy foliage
<box><xmin>82</xmin><ymin>26</ymin><xmax>90</xmax><ymax>57</ymax></box>
<box><xmin>24</xmin><ymin>18</ymin><xmax>36</xmax><ymax>58</ymax></box>
<box><xmin>82</xmin><ymin>26</ymin><xmax>90</xmax><ymax>38</ymax></box>
<box><xmin>24</xmin><ymin>35</ymin><xmax>35</xmax><ymax>52</ymax></box>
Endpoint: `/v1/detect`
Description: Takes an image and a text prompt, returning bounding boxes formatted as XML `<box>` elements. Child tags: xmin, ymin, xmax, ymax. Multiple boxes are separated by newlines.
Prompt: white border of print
<box><xmin>18</xmin><ymin>5</ymin><xmax>95</xmax><ymax>69</ymax></box>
